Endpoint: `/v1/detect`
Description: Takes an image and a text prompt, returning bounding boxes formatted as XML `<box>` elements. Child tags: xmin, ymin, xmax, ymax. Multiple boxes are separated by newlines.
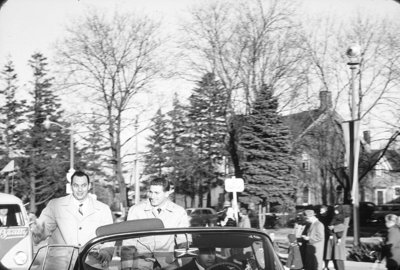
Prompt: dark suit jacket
<box><xmin>177</xmin><ymin>259</ymin><xmax>199</xmax><ymax>270</ymax></box>
<box><xmin>177</xmin><ymin>259</ymin><xmax>230</xmax><ymax>270</ymax></box>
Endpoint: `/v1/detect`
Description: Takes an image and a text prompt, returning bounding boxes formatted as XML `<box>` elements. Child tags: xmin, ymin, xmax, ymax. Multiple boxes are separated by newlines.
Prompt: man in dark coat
<box><xmin>177</xmin><ymin>247</ymin><xmax>230</xmax><ymax>270</ymax></box>
<box><xmin>324</xmin><ymin>204</ymin><xmax>350</xmax><ymax>270</ymax></box>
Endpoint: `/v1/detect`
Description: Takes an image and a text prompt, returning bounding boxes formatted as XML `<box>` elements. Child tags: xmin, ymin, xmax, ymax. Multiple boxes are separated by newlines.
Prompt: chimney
<box><xmin>363</xmin><ymin>130</ymin><xmax>371</xmax><ymax>145</ymax></box>
<box><xmin>319</xmin><ymin>91</ymin><xmax>332</xmax><ymax>111</ymax></box>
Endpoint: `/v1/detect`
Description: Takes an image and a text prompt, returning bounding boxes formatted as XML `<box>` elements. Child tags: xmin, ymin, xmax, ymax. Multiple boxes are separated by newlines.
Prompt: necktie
<box><xmin>79</xmin><ymin>203</ymin><xmax>83</xmax><ymax>216</ymax></box>
<box><xmin>157</xmin><ymin>208</ymin><xmax>161</xmax><ymax>215</ymax></box>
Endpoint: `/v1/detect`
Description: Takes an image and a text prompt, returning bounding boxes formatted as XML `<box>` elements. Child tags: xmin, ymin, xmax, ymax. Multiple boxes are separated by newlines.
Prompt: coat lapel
<box><xmin>62</xmin><ymin>195</ymin><xmax>82</xmax><ymax>220</ymax></box>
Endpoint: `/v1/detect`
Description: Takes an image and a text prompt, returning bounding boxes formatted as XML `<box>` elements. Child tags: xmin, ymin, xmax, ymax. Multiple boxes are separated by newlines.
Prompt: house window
<box><xmin>395</xmin><ymin>187</ymin><xmax>400</xmax><ymax>197</ymax></box>
<box><xmin>375</xmin><ymin>189</ymin><xmax>386</xmax><ymax>205</ymax></box>
<box><xmin>302</xmin><ymin>153</ymin><xmax>310</xmax><ymax>171</ymax></box>
<box><xmin>302</xmin><ymin>187</ymin><xmax>309</xmax><ymax>204</ymax></box>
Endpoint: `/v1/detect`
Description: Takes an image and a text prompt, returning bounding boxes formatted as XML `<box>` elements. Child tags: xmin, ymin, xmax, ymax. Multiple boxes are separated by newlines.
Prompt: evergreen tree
<box><xmin>20</xmin><ymin>52</ymin><xmax>70</xmax><ymax>212</ymax></box>
<box><xmin>166</xmin><ymin>94</ymin><xmax>190</xmax><ymax>193</ymax></box>
<box><xmin>186</xmin><ymin>73</ymin><xmax>228</xmax><ymax>206</ymax></box>
<box><xmin>79</xmin><ymin>114</ymin><xmax>109</xmax><ymax>186</ymax></box>
<box><xmin>0</xmin><ymin>60</ymin><xmax>27</xmax><ymax>193</ymax></box>
<box><xmin>238</xmin><ymin>85</ymin><xmax>297</xmax><ymax>209</ymax></box>
<box><xmin>143</xmin><ymin>109</ymin><xmax>170</xmax><ymax>178</ymax></box>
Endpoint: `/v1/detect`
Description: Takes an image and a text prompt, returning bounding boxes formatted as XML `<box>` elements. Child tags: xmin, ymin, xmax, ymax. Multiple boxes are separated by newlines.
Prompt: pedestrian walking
<box><xmin>31</xmin><ymin>170</ymin><xmax>114</xmax><ymax>267</ymax></box>
<box><xmin>324</xmin><ymin>204</ymin><xmax>351</xmax><ymax>270</ymax></box>
<box><xmin>122</xmin><ymin>177</ymin><xmax>189</xmax><ymax>270</ymax></box>
<box><xmin>287</xmin><ymin>233</ymin><xmax>304</xmax><ymax>270</ymax></box>
<box><xmin>382</xmin><ymin>214</ymin><xmax>400</xmax><ymax>270</ymax></box>
<box><xmin>301</xmin><ymin>209</ymin><xmax>325</xmax><ymax>270</ymax></box>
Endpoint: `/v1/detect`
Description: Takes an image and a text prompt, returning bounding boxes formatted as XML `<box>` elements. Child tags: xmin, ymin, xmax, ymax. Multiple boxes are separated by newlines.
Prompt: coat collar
<box><xmin>61</xmin><ymin>194</ymin><xmax>99</xmax><ymax>219</ymax></box>
<box><xmin>143</xmin><ymin>199</ymin><xmax>175</xmax><ymax>212</ymax></box>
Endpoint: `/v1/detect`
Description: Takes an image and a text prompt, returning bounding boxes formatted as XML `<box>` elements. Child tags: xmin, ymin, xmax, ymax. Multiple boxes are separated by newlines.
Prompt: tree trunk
<box><xmin>29</xmin><ymin>173</ymin><xmax>36</xmax><ymax>214</ymax></box>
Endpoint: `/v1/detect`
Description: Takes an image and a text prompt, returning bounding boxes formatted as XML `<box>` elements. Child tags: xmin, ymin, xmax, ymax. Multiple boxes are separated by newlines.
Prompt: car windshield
<box><xmin>29</xmin><ymin>219</ymin><xmax>284</xmax><ymax>270</ymax></box>
<box><xmin>82</xmin><ymin>230</ymin><xmax>280</xmax><ymax>270</ymax></box>
<box><xmin>0</xmin><ymin>203</ymin><xmax>25</xmax><ymax>226</ymax></box>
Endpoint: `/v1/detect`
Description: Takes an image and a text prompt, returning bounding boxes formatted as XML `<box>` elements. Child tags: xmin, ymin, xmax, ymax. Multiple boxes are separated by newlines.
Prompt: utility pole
<box><xmin>134</xmin><ymin>116</ymin><xmax>140</xmax><ymax>205</ymax></box>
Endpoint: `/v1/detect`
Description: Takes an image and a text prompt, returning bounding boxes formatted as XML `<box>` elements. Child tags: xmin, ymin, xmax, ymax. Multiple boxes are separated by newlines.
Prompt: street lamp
<box><xmin>43</xmin><ymin>115</ymin><xmax>75</xmax><ymax>193</ymax></box>
<box><xmin>346</xmin><ymin>44</ymin><xmax>361</xmax><ymax>246</ymax></box>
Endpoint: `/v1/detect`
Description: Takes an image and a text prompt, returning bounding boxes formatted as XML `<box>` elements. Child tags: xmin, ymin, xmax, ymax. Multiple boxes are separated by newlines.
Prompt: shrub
<box><xmin>347</xmin><ymin>242</ymin><xmax>382</xmax><ymax>262</ymax></box>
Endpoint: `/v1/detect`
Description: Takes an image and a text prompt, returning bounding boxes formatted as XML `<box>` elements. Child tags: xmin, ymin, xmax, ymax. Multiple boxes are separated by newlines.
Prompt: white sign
<box><xmin>225</xmin><ymin>177</ymin><xmax>244</xmax><ymax>192</ymax></box>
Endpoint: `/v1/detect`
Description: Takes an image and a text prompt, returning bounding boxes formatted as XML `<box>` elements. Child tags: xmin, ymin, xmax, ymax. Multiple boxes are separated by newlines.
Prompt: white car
<box><xmin>0</xmin><ymin>192</ymin><xmax>33</xmax><ymax>270</ymax></box>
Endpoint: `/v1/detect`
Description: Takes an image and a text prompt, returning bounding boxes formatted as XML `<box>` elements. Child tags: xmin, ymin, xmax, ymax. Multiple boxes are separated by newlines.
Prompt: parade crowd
<box><xmin>3</xmin><ymin>170</ymin><xmax>400</xmax><ymax>270</ymax></box>
<box><xmin>284</xmin><ymin>204</ymin><xmax>400</xmax><ymax>270</ymax></box>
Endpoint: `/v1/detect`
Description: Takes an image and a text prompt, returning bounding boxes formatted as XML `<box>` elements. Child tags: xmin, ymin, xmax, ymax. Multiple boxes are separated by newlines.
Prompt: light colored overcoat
<box><xmin>304</xmin><ymin>219</ymin><xmax>325</xmax><ymax>270</ymax></box>
<box><xmin>38</xmin><ymin>194</ymin><xmax>113</xmax><ymax>247</ymax></box>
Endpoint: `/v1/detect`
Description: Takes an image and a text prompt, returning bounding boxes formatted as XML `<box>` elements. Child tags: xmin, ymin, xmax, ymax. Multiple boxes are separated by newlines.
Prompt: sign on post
<box><xmin>225</xmin><ymin>177</ymin><xmax>244</xmax><ymax>222</ymax></box>
<box><xmin>225</xmin><ymin>177</ymin><xmax>244</xmax><ymax>192</ymax></box>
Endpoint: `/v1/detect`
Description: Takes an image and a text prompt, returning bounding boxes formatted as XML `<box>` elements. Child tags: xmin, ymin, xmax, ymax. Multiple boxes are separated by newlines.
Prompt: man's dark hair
<box><xmin>150</xmin><ymin>177</ymin><xmax>170</xmax><ymax>192</ymax></box>
<box><xmin>71</xmin><ymin>171</ymin><xmax>90</xmax><ymax>185</ymax></box>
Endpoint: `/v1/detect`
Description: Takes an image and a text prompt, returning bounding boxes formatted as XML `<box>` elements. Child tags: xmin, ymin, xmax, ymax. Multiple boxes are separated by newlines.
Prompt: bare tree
<box><xmin>298</xmin><ymin>14</ymin><xmax>400</xmax><ymax>202</ymax></box>
<box><xmin>179</xmin><ymin>0</ymin><xmax>306</xmax><ymax>178</ymax></box>
<box><xmin>56</xmin><ymin>10</ymin><xmax>165</xmax><ymax>207</ymax></box>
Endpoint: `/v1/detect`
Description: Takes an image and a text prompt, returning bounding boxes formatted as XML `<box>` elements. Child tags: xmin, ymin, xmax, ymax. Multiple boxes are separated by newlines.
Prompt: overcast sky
<box><xmin>1</xmin><ymin>0</ymin><xmax>398</xmax><ymax>86</ymax></box>
<box><xmin>0</xmin><ymin>0</ymin><xmax>398</xmax><ymax>175</ymax></box>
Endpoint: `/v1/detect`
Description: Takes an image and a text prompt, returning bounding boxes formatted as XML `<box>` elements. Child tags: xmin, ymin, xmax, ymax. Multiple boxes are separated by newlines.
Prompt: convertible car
<box><xmin>29</xmin><ymin>218</ymin><xmax>284</xmax><ymax>270</ymax></box>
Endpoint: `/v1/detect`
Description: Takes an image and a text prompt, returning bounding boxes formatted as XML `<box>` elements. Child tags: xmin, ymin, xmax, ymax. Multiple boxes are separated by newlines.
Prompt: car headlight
<box><xmin>13</xmin><ymin>251</ymin><xmax>28</xmax><ymax>265</ymax></box>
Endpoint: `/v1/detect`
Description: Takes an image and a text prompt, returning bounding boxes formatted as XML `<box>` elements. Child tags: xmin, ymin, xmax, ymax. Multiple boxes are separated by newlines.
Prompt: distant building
<box><xmin>359</xmin><ymin>136</ymin><xmax>400</xmax><ymax>205</ymax></box>
<box><xmin>284</xmin><ymin>91</ymin><xmax>346</xmax><ymax>205</ymax></box>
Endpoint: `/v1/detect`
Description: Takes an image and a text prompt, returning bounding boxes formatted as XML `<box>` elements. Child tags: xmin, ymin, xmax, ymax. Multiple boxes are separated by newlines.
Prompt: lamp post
<box><xmin>346</xmin><ymin>44</ymin><xmax>361</xmax><ymax>246</ymax></box>
<box><xmin>43</xmin><ymin>116</ymin><xmax>75</xmax><ymax>193</ymax></box>
<box><xmin>134</xmin><ymin>116</ymin><xmax>140</xmax><ymax>205</ymax></box>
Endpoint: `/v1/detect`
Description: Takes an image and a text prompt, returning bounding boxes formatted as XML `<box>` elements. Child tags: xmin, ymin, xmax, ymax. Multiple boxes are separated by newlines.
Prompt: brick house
<box><xmin>284</xmin><ymin>91</ymin><xmax>347</xmax><ymax>206</ymax></box>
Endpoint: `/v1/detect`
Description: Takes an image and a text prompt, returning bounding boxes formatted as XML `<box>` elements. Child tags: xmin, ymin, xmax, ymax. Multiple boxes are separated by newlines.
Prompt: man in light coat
<box><xmin>31</xmin><ymin>171</ymin><xmax>114</xmax><ymax>265</ymax></box>
<box><xmin>302</xmin><ymin>209</ymin><xmax>325</xmax><ymax>270</ymax></box>
<box><xmin>122</xmin><ymin>177</ymin><xmax>189</xmax><ymax>270</ymax></box>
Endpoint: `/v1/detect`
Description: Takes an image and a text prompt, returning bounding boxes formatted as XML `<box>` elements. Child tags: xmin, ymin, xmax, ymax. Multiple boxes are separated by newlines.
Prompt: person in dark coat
<box><xmin>382</xmin><ymin>214</ymin><xmax>400</xmax><ymax>270</ymax></box>
<box><xmin>176</xmin><ymin>247</ymin><xmax>230</xmax><ymax>270</ymax></box>
<box><xmin>318</xmin><ymin>205</ymin><xmax>333</xmax><ymax>269</ymax></box>
<box><xmin>324</xmin><ymin>204</ymin><xmax>350</xmax><ymax>270</ymax></box>
<box><xmin>287</xmin><ymin>233</ymin><xmax>303</xmax><ymax>270</ymax></box>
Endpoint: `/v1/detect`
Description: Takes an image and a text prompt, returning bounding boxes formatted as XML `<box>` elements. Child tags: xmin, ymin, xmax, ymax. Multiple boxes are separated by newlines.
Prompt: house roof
<box><xmin>370</xmin><ymin>149</ymin><xmax>400</xmax><ymax>172</ymax></box>
<box><xmin>283</xmin><ymin>109</ymin><xmax>343</xmax><ymax>142</ymax></box>
<box><xmin>283</xmin><ymin>109</ymin><xmax>325</xmax><ymax>140</ymax></box>
<box><xmin>282</xmin><ymin>91</ymin><xmax>344</xmax><ymax>141</ymax></box>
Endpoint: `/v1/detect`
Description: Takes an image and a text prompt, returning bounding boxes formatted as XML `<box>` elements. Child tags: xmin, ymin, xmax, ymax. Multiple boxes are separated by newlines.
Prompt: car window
<box><xmin>29</xmin><ymin>245</ymin><xmax>79</xmax><ymax>270</ymax></box>
<box><xmin>0</xmin><ymin>204</ymin><xmax>25</xmax><ymax>226</ymax></box>
<box><xmin>82</xmin><ymin>230</ymin><xmax>280</xmax><ymax>270</ymax></box>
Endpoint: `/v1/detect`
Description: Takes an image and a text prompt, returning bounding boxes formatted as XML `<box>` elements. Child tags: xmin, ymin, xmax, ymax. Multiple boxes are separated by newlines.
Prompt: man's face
<box><xmin>71</xmin><ymin>176</ymin><xmax>91</xmax><ymax>202</ymax></box>
<box><xmin>197</xmin><ymin>248</ymin><xmax>216</xmax><ymax>268</ymax></box>
<box><xmin>0</xmin><ymin>208</ymin><xmax>8</xmax><ymax>216</ymax></box>
<box><xmin>148</xmin><ymin>185</ymin><xmax>169</xmax><ymax>207</ymax></box>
